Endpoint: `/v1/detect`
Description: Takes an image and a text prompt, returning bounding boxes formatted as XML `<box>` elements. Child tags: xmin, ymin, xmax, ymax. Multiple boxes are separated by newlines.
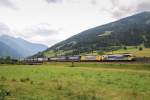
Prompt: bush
<box><xmin>30</xmin><ymin>81</ymin><xmax>34</xmax><ymax>85</ymax></box>
<box><xmin>0</xmin><ymin>76</ymin><xmax>7</xmax><ymax>81</ymax></box>
<box><xmin>139</xmin><ymin>47</ymin><xmax>143</xmax><ymax>51</ymax></box>
<box><xmin>20</xmin><ymin>77</ymin><xmax>30</xmax><ymax>82</ymax></box>
<box><xmin>0</xmin><ymin>85</ymin><xmax>10</xmax><ymax>100</ymax></box>
<box><xmin>0</xmin><ymin>57</ymin><xmax>19</xmax><ymax>64</ymax></box>
<box><xmin>98</xmin><ymin>52</ymin><xmax>105</xmax><ymax>55</ymax></box>
<box><xmin>123</xmin><ymin>46</ymin><xmax>127</xmax><ymax>50</ymax></box>
<box><xmin>11</xmin><ymin>78</ymin><xmax>17</xmax><ymax>82</ymax></box>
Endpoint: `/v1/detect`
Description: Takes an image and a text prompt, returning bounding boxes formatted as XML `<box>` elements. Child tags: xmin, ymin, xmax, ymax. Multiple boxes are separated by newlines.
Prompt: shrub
<box><xmin>139</xmin><ymin>47</ymin><xmax>143</xmax><ymax>51</ymax></box>
<box><xmin>123</xmin><ymin>46</ymin><xmax>127</xmax><ymax>50</ymax></box>
<box><xmin>11</xmin><ymin>78</ymin><xmax>17</xmax><ymax>82</ymax></box>
<box><xmin>20</xmin><ymin>77</ymin><xmax>30</xmax><ymax>82</ymax></box>
<box><xmin>0</xmin><ymin>85</ymin><xmax>10</xmax><ymax>100</ymax></box>
<box><xmin>0</xmin><ymin>76</ymin><xmax>7</xmax><ymax>81</ymax></box>
<box><xmin>30</xmin><ymin>81</ymin><xmax>34</xmax><ymax>85</ymax></box>
<box><xmin>98</xmin><ymin>52</ymin><xmax>105</xmax><ymax>55</ymax></box>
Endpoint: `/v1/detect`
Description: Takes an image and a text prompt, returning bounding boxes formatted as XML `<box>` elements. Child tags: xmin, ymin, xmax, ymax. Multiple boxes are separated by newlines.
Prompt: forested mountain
<box><xmin>0</xmin><ymin>35</ymin><xmax>48</xmax><ymax>58</ymax></box>
<box><xmin>42</xmin><ymin>12</ymin><xmax>150</xmax><ymax>55</ymax></box>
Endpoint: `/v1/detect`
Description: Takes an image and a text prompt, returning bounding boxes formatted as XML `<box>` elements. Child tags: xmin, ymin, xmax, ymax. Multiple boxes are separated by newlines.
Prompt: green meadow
<box><xmin>107</xmin><ymin>47</ymin><xmax>150</xmax><ymax>57</ymax></box>
<box><xmin>43</xmin><ymin>47</ymin><xmax>150</xmax><ymax>57</ymax></box>
<box><xmin>0</xmin><ymin>62</ymin><xmax>150</xmax><ymax>100</ymax></box>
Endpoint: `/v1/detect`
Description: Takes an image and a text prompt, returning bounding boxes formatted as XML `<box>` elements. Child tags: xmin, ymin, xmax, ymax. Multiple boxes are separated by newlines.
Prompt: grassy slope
<box><xmin>88</xmin><ymin>47</ymin><xmax>150</xmax><ymax>57</ymax></box>
<box><xmin>0</xmin><ymin>63</ymin><xmax>150</xmax><ymax>100</ymax></box>
<box><xmin>107</xmin><ymin>47</ymin><xmax>150</xmax><ymax>57</ymax></box>
<box><xmin>43</xmin><ymin>47</ymin><xmax>150</xmax><ymax>57</ymax></box>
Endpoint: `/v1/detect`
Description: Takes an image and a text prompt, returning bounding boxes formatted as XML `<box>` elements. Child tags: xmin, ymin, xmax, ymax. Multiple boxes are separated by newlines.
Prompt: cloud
<box><xmin>0</xmin><ymin>0</ymin><xmax>17</xmax><ymax>9</ymax></box>
<box><xmin>45</xmin><ymin>0</ymin><xmax>93</xmax><ymax>4</ymax></box>
<box><xmin>136</xmin><ymin>0</ymin><xmax>150</xmax><ymax>12</ymax></box>
<box><xmin>0</xmin><ymin>22</ymin><xmax>19</xmax><ymax>38</ymax></box>
<box><xmin>28</xmin><ymin>34</ymin><xmax>62</xmax><ymax>46</ymax></box>
<box><xmin>109</xmin><ymin>0</ymin><xmax>150</xmax><ymax>18</ymax></box>
<box><xmin>0</xmin><ymin>22</ymin><xmax>64</xmax><ymax>46</ymax></box>
<box><xmin>89</xmin><ymin>0</ymin><xmax>150</xmax><ymax>19</ymax></box>
<box><xmin>46</xmin><ymin>0</ymin><xmax>63</xmax><ymax>3</ymax></box>
<box><xmin>90</xmin><ymin>0</ymin><xmax>97</xmax><ymax>5</ymax></box>
<box><xmin>0</xmin><ymin>23</ymin><xmax>11</xmax><ymax>35</ymax></box>
<box><xmin>18</xmin><ymin>23</ymin><xmax>64</xmax><ymax>46</ymax></box>
<box><xmin>107</xmin><ymin>0</ymin><xmax>135</xmax><ymax>18</ymax></box>
<box><xmin>1</xmin><ymin>0</ymin><xmax>150</xmax><ymax>46</ymax></box>
<box><xmin>24</xmin><ymin>23</ymin><xmax>61</xmax><ymax>37</ymax></box>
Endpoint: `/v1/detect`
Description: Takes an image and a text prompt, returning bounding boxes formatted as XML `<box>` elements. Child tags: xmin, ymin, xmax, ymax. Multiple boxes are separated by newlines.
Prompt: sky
<box><xmin>0</xmin><ymin>0</ymin><xmax>150</xmax><ymax>46</ymax></box>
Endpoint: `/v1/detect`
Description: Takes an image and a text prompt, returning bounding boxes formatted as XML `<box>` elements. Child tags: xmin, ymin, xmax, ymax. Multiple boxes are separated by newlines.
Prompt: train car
<box><xmin>80</xmin><ymin>55</ymin><xmax>102</xmax><ymax>61</ymax></box>
<box><xmin>67</xmin><ymin>55</ymin><xmax>81</xmax><ymax>62</ymax></box>
<box><xmin>43</xmin><ymin>57</ymin><xmax>49</xmax><ymax>62</ymax></box>
<box><xmin>49</xmin><ymin>56</ymin><xmax>67</xmax><ymax>62</ymax></box>
<box><xmin>102</xmin><ymin>54</ymin><xmax>135</xmax><ymax>61</ymax></box>
<box><xmin>57</xmin><ymin>56</ymin><xmax>67</xmax><ymax>61</ymax></box>
<box><xmin>23</xmin><ymin>58</ymin><xmax>45</xmax><ymax>65</ymax></box>
<box><xmin>37</xmin><ymin>58</ymin><xmax>48</xmax><ymax>62</ymax></box>
<box><xmin>37</xmin><ymin>58</ymin><xmax>43</xmax><ymax>62</ymax></box>
<box><xmin>48</xmin><ymin>57</ymin><xmax>59</xmax><ymax>61</ymax></box>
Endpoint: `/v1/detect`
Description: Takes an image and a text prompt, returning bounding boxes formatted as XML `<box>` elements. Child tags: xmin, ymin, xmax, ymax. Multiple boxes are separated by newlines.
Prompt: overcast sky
<box><xmin>0</xmin><ymin>0</ymin><xmax>150</xmax><ymax>46</ymax></box>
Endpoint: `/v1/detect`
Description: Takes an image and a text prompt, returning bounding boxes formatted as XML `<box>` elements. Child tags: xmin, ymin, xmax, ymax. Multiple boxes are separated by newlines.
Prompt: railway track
<box><xmin>23</xmin><ymin>60</ymin><xmax>150</xmax><ymax>65</ymax></box>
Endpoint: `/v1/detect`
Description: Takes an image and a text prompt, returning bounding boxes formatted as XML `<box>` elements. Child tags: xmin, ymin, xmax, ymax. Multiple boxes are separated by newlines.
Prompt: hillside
<box><xmin>106</xmin><ymin>47</ymin><xmax>150</xmax><ymax>57</ymax></box>
<box><xmin>0</xmin><ymin>41</ymin><xmax>21</xmax><ymax>58</ymax></box>
<box><xmin>84</xmin><ymin>47</ymin><xmax>150</xmax><ymax>57</ymax></box>
<box><xmin>41</xmin><ymin>12</ymin><xmax>150</xmax><ymax>57</ymax></box>
<box><xmin>0</xmin><ymin>35</ymin><xmax>48</xmax><ymax>58</ymax></box>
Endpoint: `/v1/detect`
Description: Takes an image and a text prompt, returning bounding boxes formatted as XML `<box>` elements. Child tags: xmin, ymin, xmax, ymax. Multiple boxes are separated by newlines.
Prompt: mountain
<box><xmin>39</xmin><ymin>12</ymin><xmax>150</xmax><ymax>56</ymax></box>
<box><xmin>0</xmin><ymin>35</ymin><xmax>48</xmax><ymax>58</ymax></box>
<box><xmin>0</xmin><ymin>41</ymin><xmax>21</xmax><ymax>58</ymax></box>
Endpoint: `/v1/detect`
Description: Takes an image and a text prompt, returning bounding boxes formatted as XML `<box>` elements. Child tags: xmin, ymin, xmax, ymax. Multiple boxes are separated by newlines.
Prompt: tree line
<box><xmin>0</xmin><ymin>56</ymin><xmax>19</xmax><ymax>64</ymax></box>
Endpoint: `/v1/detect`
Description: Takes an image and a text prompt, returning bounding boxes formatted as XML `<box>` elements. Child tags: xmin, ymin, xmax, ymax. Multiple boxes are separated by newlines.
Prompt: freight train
<box><xmin>49</xmin><ymin>54</ymin><xmax>135</xmax><ymax>62</ymax></box>
<box><xmin>24</xmin><ymin>54</ymin><xmax>135</xmax><ymax>63</ymax></box>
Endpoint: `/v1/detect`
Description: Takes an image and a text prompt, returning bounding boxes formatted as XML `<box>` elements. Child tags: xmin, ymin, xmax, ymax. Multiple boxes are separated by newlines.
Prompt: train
<box><xmin>23</xmin><ymin>54</ymin><xmax>135</xmax><ymax>63</ymax></box>
<box><xmin>48</xmin><ymin>54</ymin><xmax>135</xmax><ymax>62</ymax></box>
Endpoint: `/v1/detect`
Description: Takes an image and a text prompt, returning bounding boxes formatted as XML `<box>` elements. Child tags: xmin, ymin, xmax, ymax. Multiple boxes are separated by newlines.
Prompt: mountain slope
<box><xmin>0</xmin><ymin>35</ymin><xmax>48</xmax><ymax>58</ymax></box>
<box><xmin>43</xmin><ymin>12</ymin><xmax>150</xmax><ymax>55</ymax></box>
<box><xmin>0</xmin><ymin>41</ymin><xmax>21</xmax><ymax>58</ymax></box>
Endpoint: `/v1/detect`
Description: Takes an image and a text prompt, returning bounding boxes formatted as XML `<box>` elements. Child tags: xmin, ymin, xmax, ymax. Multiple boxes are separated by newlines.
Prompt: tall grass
<box><xmin>0</xmin><ymin>63</ymin><xmax>150</xmax><ymax>100</ymax></box>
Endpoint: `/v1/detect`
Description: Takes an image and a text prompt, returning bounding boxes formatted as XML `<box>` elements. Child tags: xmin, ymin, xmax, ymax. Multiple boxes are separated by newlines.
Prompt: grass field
<box><xmin>0</xmin><ymin>62</ymin><xmax>150</xmax><ymax>100</ymax></box>
<box><xmin>107</xmin><ymin>47</ymin><xmax>150</xmax><ymax>57</ymax></box>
